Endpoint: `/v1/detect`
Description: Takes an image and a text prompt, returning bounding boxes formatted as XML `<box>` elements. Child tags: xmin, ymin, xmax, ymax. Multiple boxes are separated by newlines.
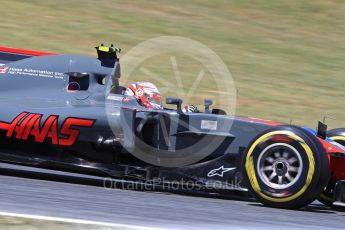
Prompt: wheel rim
<box><xmin>257</xmin><ymin>143</ymin><xmax>303</xmax><ymax>190</ymax></box>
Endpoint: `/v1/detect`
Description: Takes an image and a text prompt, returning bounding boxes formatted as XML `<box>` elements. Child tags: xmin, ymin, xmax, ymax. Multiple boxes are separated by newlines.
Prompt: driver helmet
<box><xmin>125</xmin><ymin>82</ymin><xmax>162</xmax><ymax>109</ymax></box>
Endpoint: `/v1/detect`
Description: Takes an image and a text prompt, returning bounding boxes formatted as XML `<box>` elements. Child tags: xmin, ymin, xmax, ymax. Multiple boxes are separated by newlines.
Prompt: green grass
<box><xmin>1</xmin><ymin>0</ymin><xmax>345</xmax><ymax>128</ymax></box>
<box><xmin>0</xmin><ymin>216</ymin><xmax>127</xmax><ymax>230</ymax></box>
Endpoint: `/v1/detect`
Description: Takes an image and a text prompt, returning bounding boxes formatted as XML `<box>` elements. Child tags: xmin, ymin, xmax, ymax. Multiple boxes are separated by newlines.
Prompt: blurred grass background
<box><xmin>0</xmin><ymin>0</ymin><xmax>345</xmax><ymax>128</ymax></box>
<box><xmin>0</xmin><ymin>216</ymin><xmax>131</xmax><ymax>229</ymax></box>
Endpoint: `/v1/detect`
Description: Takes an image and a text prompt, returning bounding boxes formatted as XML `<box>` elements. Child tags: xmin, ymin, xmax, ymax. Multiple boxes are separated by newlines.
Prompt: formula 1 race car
<box><xmin>0</xmin><ymin>45</ymin><xmax>344</xmax><ymax>209</ymax></box>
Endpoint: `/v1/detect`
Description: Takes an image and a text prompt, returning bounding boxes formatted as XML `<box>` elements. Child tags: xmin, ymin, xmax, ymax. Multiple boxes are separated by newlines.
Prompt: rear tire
<box><xmin>317</xmin><ymin>128</ymin><xmax>345</xmax><ymax>207</ymax></box>
<box><xmin>242</xmin><ymin>126</ymin><xmax>330</xmax><ymax>209</ymax></box>
<box><xmin>318</xmin><ymin>180</ymin><xmax>335</xmax><ymax>207</ymax></box>
<box><xmin>327</xmin><ymin>128</ymin><xmax>345</xmax><ymax>146</ymax></box>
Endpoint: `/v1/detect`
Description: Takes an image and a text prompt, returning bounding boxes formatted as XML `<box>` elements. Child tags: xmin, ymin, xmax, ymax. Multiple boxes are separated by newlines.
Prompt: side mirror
<box><xmin>166</xmin><ymin>97</ymin><xmax>183</xmax><ymax>114</ymax></box>
<box><xmin>212</xmin><ymin>109</ymin><xmax>227</xmax><ymax>115</ymax></box>
<box><xmin>204</xmin><ymin>99</ymin><xmax>213</xmax><ymax>113</ymax></box>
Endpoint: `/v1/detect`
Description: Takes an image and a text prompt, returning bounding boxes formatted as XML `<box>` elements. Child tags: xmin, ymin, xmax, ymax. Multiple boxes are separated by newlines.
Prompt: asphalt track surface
<box><xmin>0</xmin><ymin>163</ymin><xmax>344</xmax><ymax>230</ymax></box>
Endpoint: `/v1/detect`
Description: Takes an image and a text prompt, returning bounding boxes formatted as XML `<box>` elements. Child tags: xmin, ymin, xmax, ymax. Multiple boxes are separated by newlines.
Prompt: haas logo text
<box><xmin>0</xmin><ymin>112</ymin><xmax>95</xmax><ymax>146</ymax></box>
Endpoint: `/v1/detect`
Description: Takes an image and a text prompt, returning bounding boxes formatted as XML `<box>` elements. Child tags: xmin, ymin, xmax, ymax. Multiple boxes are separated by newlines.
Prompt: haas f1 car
<box><xmin>0</xmin><ymin>45</ymin><xmax>344</xmax><ymax>209</ymax></box>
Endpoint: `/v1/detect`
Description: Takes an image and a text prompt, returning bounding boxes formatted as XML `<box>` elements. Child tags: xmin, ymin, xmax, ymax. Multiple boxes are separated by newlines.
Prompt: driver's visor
<box><xmin>146</xmin><ymin>93</ymin><xmax>162</xmax><ymax>108</ymax></box>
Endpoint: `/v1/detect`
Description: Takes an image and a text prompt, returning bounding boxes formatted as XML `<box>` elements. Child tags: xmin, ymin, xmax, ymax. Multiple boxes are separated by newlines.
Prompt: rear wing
<box><xmin>0</xmin><ymin>46</ymin><xmax>56</xmax><ymax>64</ymax></box>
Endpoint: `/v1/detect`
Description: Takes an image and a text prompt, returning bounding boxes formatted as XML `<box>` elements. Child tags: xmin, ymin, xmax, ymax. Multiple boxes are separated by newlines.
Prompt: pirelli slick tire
<box><xmin>242</xmin><ymin>126</ymin><xmax>330</xmax><ymax>209</ymax></box>
<box><xmin>327</xmin><ymin>128</ymin><xmax>345</xmax><ymax>146</ymax></box>
<box><xmin>318</xmin><ymin>180</ymin><xmax>335</xmax><ymax>207</ymax></box>
<box><xmin>317</xmin><ymin>128</ymin><xmax>345</xmax><ymax>207</ymax></box>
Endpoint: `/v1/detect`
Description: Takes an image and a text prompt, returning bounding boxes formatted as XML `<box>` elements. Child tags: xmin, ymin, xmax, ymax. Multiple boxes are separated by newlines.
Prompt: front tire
<box><xmin>242</xmin><ymin>126</ymin><xmax>330</xmax><ymax>209</ymax></box>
